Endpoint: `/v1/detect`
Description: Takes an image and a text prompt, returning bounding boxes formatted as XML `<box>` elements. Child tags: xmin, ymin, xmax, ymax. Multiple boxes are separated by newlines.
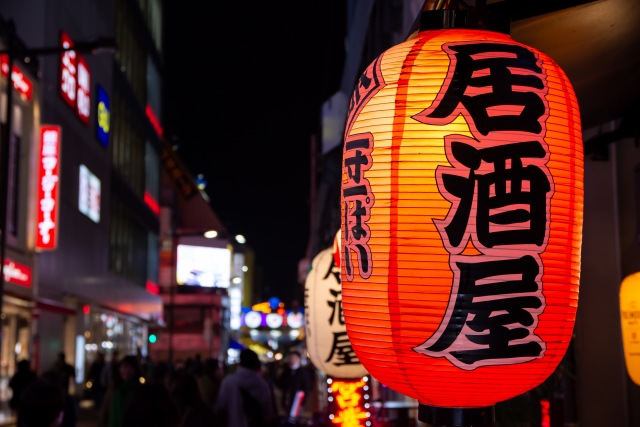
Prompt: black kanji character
<box><xmin>418</xmin><ymin>43</ymin><xmax>546</xmax><ymax>136</ymax></box>
<box><xmin>419</xmin><ymin>255</ymin><xmax>543</xmax><ymax>365</ymax></box>
<box><xmin>327</xmin><ymin>289</ymin><xmax>345</xmax><ymax>326</ymax></box>
<box><xmin>441</xmin><ymin>140</ymin><xmax>551</xmax><ymax>248</ymax></box>
<box><xmin>323</xmin><ymin>256</ymin><xmax>341</xmax><ymax>284</ymax></box>
<box><xmin>344</xmin><ymin>138</ymin><xmax>371</xmax><ymax>184</ymax></box>
<box><xmin>326</xmin><ymin>332</ymin><xmax>360</xmax><ymax>366</ymax></box>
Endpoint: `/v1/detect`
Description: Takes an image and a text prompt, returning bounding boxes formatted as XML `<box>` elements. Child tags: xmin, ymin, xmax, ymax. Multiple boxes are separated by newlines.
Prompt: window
<box><xmin>115</xmin><ymin>0</ymin><xmax>147</xmax><ymax>103</ymax></box>
<box><xmin>146</xmin><ymin>56</ymin><xmax>162</xmax><ymax>123</ymax></box>
<box><xmin>109</xmin><ymin>197</ymin><xmax>148</xmax><ymax>286</ymax></box>
<box><xmin>111</xmin><ymin>87</ymin><xmax>145</xmax><ymax>196</ymax></box>
<box><xmin>147</xmin><ymin>231</ymin><xmax>159</xmax><ymax>283</ymax></box>
<box><xmin>137</xmin><ymin>0</ymin><xmax>163</xmax><ymax>52</ymax></box>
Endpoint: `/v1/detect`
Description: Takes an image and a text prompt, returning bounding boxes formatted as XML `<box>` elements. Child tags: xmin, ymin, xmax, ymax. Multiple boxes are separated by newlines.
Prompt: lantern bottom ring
<box><xmin>418</xmin><ymin>404</ymin><xmax>495</xmax><ymax>427</ymax></box>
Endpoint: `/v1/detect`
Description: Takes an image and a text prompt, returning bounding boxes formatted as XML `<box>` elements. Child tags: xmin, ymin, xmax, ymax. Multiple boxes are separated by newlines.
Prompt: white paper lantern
<box><xmin>305</xmin><ymin>247</ymin><xmax>367</xmax><ymax>379</ymax></box>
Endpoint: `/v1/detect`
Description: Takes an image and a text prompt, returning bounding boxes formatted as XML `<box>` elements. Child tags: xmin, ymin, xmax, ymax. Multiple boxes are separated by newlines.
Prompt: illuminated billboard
<box><xmin>176</xmin><ymin>245</ymin><xmax>231</xmax><ymax>288</ymax></box>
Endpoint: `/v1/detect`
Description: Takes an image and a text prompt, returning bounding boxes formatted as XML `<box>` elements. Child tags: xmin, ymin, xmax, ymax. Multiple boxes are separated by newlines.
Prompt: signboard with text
<box><xmin>0</xmin><ymin>55</ymin><xmax>33</xmax><ymax>100</ymax></box>
<box><xmin>96</xmin><ymin>85</ymin><xmax>110</xmax><ymax>146</ymax></box>
<box><xmin>36</xmin><ymin>126</ymin><xmax>61</xmax><ymax>250</ymax></box>
<box><xmin>78</xmin><ymin>165</ymin><xmax>101</xmax><ymax>223</ymax></box>
<box><xmin>4</xmin><ymin>259</ymin><xmax>32</xmax><ymax>288</ymax></box>
<box><xmin>60</xmin><ymin>30</ymin><xmax>91</xmax><ymax>124</ymax></box>
<box><xmin>60</xmin><ymin>31</ymin><xmax>76</xmax><ymax>108</ymax></box>
<box><xmin>76</xmin><ymin>55</ymin><xmax>91</xmax><ymax>124</ymax></box>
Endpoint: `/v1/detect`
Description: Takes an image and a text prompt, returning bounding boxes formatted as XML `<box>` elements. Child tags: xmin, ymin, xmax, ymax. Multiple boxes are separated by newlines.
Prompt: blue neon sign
<box><xmin>96</xmin><ymin>85</ymin><xmax>110</xmax><ymax>147</ymax></box>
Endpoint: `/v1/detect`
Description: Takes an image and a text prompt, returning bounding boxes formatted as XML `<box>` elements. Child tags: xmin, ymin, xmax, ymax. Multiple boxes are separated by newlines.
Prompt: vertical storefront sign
<box><xmin>78</xmin><ymin>165</ymin><xmax>101</xmax><ymax>223</ymax></box>
<box><xmin>76</xmin><ymin>55</ymin><xmax>91</xmax><ymax>124</ymax></box>
<box><xmin>36</xmin><ymin>126</ymin><xmax>61</xmax><ymax>250</ymax></box>
<box><xmin>60</xmin><ymin>31</ymin><xmax>76</xmax><ymax>108</ymax></box>
<box><xmin>96</xmin><ymin>85</ymin><xmax>110</xmax><ymax>146</ymax></box>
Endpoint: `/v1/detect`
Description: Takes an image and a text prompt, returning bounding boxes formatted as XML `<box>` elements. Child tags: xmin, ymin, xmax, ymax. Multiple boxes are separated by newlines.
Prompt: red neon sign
<box><xmin>144</xmin><ymin>191</ymin><xmax>161</xmax><ymax>216</ymax></box>
<box><xmin>60</xmin><ymin>31</ymin><xmax>77</xmax><ymax>108</ymax></box>
<box><xmin>146</xmin><ymin>280</ymin><xmax>160</xmax><ymax>295</ymax></box>
<box><xmin>146</xmin><ymin>105</ymin><xmax>164</xmax><ymax>137</ymax></box>
<box><xmin>1</xmin><ymin>55</ymin><xmax>33</xmax><ymax>100</ymax></box>
<box><xmin>76</xmin><ymin>55</ymin><xmax>91</xmax><ymax>124</ymax></box>
<box><xmin>4</xmin><ymin>259</ymin><xmax>32</xmax><ymax>288</ymax></box>
<box><xmin>328</xmin><ymin>378</ymin><xmax>370</xmax><ymax>427</ymax></box>
<box><xmin>36</xmin><ymin>126</ymin><xmax>61</xmax><ymax>250</ymax></box>
<box><xmin>540</xmin><ymin>399</ymin><xmax>550</xmax><ymax>427</ymax></box>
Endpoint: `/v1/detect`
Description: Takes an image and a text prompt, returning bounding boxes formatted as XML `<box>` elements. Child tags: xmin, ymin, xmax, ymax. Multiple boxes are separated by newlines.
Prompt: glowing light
<box><xmin>329</xmin><ymin>379</ymin><xmax>369</xmax><ymax>427</ymax></box>
<box><xmin>235</xmin><ymin>234</ymin><xmax>246</xmax><ymax>244</ymax></box>
<box><xmin>139</xmin><ymin>377</ymin><xmax>146</xmax><ymax>384</ymax></box>
<box><xmin>148</xmin><ymin>334</ymin><xmax>157</xmax><ymax>344</ymax></box>
<box><xmin>242</xmin><ymin>265</ymin><xmax>249</xmax><ymax>272</ymax></box>
<box><xmin>86</xmin><ymin>381</ymin><xmax>93</xmax><ymax>389</ymax></box>
<box><xmin>204</xmin><ymin>230</ymin><xmax>218</xmax><ymax>239</ymax></box>
<box><xmin>232</xmin><ymin>277</ymin><xmax>242</xmax><ymax>284</ymax></box>
<box><xmin>275</xmin><ymin>353</ymin><xmax>283</xmax><ymax>361</ymax></box>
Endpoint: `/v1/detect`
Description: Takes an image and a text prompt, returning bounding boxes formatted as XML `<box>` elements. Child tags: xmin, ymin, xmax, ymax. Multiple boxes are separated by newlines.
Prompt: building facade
<box><xmin>0</xmin><ymin>0</ymin><xmax>165</xmax><ymax>398</ymax></box>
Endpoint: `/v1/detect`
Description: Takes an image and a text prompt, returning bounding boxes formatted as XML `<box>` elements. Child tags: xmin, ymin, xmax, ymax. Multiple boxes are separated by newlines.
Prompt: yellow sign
<box><xmin>621</xmin><ymin>272</ymin><xmax>640</xmax><ymax>385</ymax></box>
<box><xmin>97</xmin><ymin>101</ymin><xmax>110</xmax><ymax>133</ymax></box>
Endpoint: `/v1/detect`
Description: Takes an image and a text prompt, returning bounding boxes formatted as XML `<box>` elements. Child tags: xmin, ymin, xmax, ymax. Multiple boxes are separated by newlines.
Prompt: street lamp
<box><xmin>0</xmin><ymin>19</ymin><xmax>115</xmax><ymax>351</ymax></box>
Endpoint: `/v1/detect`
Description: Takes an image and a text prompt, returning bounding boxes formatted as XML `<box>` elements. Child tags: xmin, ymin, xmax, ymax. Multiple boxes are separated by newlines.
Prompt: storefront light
<box><xmin>204</xmin><ymin>230</ymin><xmax>218</xmax><ymax>239</ymax></box>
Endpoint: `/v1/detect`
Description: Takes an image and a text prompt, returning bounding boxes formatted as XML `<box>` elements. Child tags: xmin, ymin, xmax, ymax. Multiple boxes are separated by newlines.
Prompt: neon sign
<box><xmin>78</xmin><ymin>165</ymin><xmax>101</xmax><ymax>223</ymax></box>
<box><xmin>328</xmin><ymin>377</ymin><xmax>371</xmax><ymax>427</ymax></box>
<box><xmin>0</xmin><ymin>55</ymin><xmax>33</xmax><ymax>100</ymax></box>
<box><xmin>144</xmin><ymin>191</ymin><xmax>160</xmax><ymax>216</ymax></box>
<box><xmin>4</xmin><ymin>259</ymin><xmax>32</xmax><ymax>288</ymax></box>
<box><xmin>76</xmin><ymin>55</ymin><xmax>90</xmax><ymax>124</ymax></box>
<box><xmin>59</xmin><ymin>30</ymin><xmax>91</xmax><ymax>124</ymax></box>
<box><xmin>146</xmin><ymin>105</ymin><xmax>164</xmax><ymax>137</ymax></box>
<box><xmin>36</xmin><ymin>126</ymin><xmax>61</xmax><ymax>250</ymax></box>
<box><xmin>60</xmin><ymin>31</ymin><xmax>76</xmax><ymax>108</ymax></box>
<box><xmin>96</xmin><ymin>86</ymin><xmax>110</xmax><ymax>146</ymax></box>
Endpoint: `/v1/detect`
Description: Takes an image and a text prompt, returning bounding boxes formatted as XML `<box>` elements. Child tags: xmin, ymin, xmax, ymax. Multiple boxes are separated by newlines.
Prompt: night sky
<box><xmin>164</xmin><ymin>1</ymin><xmax>345</xmax><ymax>303</ymax></box>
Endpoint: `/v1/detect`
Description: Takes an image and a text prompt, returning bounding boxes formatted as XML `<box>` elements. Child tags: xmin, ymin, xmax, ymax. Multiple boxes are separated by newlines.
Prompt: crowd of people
<box><xmin>8</xmin><ymin>349</ymin><xmax>313</xmax><ymax>427</ymax></box>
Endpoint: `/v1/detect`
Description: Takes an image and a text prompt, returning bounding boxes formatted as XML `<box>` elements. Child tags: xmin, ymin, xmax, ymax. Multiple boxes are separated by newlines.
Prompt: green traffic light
<box><xmin>149</xmin><ymin>334</ymin><xmax>157</xmax><ymax>344</ymax></box>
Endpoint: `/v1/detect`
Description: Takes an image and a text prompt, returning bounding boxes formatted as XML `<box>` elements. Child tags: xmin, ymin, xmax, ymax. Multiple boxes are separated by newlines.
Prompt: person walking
<box><xmin>9</xmin><ymin>359</ymin><xmax>37</xmax><ymax>426</ymax></box>
<box><xmin>122</xmin><ymin>383</ymin><xmax>180</xmax><ymax>427</ymax></box>
<box><xmin>87</xmin><ymin>353</ymin><xmax>106</xmax><ymax>411</ymax></box>
<box><xmin>278</xmin><ymin>351</ymin><xmax>310</xmax><ymax>414</ymax></box>
<box><xmin>19</xmin><ymin>380</ymin><xmax>65</xmax><ymax>427</ymax></box>
<box><xmin>215</xmin><ymin>349</ymin><xmax>274</xmax><ymax>427</ymax></box>
<box><xmin>100</xmin><ymin>356</ymin><xmax>141</xmax><ymax>427</ymax></box>
<box><xmin>50</xmin><ymin>353</ymin><xmax>75</xmax><ymax>396</ymax></box>
<box><xmin>172</xmin><ymin>372</ymin><xmax>217</xmax><ymax>427</ymax></box>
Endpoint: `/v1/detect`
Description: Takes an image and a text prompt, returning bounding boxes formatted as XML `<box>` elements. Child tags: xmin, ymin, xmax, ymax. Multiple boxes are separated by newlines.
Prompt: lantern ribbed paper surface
<box><xmin>340</xmin><ymin>29</ymin><xmax>583</xmax><ymax>407</ymax></box>
<box><xmin>305</xmin><ymin>248</ymin><xmax>367</xmax><ymax>379</ymax></box>
<box><xmin>621</xmin><ymin>272</ymin><xmax>640</xmax><ymax>386</ymax></box>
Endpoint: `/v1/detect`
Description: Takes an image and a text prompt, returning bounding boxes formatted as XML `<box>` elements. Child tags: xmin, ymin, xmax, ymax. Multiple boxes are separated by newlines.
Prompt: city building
<box><xmin>149</xmin><ymin>141</ymin><xmax>233</xmax><ymax>363</ymax></box>
<box><xmin>0</xmin><ymin>15</ymin><xmax>41</xmax><ymax>396</ymax></box>
<box><xmin>0</xmin><ymin>0</ymin><xmax>165</xmax><ymax>398</ymax></box>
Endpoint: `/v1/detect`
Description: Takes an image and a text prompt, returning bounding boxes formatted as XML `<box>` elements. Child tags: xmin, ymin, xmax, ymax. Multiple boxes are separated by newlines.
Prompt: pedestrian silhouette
<box><xmin>122</xmin><ymin>383</ymin><xmax>179</xmax><ymax>427</ymax></box>
<box><xmin>19</xmin><ymin>380</ymin><xmax>65</xmax><ymax>427</ymax></box>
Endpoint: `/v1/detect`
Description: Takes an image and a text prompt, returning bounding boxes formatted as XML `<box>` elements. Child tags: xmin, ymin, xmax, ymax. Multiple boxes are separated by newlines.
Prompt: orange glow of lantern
<box><xmin>328</xmin><ymin>377</ymin><xmax>370</xmax><ymax>427</ymax></box>
<box><xmin>340</xmin><ymin>9</ymin><xmax>583</xmax><ymax>421</ymax></box>
<box><xmin>621</xmin><ymin>272</ymin><xmax>640</xmax><ymax>385</ymax></box>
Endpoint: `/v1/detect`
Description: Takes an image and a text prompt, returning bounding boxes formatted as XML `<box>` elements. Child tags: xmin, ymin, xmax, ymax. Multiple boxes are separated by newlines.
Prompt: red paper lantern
<box><xmin>340</xmin><ymin>10</ymin><xmax>582</xmax><ymax>419</ymax></box>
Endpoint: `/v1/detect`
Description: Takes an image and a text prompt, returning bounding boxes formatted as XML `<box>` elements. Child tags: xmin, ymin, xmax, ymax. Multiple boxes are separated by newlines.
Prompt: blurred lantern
<box><xmin>621</xmin><ymin>272</ymin><xmax>640</xmax><ymax>385</ymax></box>
<box><xmin>340</xmin><ymin>7</ymin><xmax>583</xmax><ymax>425</ymax></box>
<box><xmin>305</xmin><ymin>247</ymin><xmax>367</xmax><ymax>379</ymax></box>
